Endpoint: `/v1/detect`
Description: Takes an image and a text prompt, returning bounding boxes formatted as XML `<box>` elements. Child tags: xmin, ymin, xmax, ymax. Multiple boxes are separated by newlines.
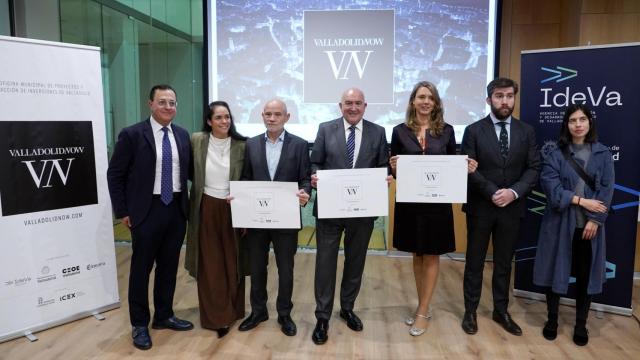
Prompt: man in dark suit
<box><xmin>107</xmin><ymin>84</ymin><xmax>194</xmax><ymax>350</ymax></box>
<box><xmin>460</xmin><ymin>78</ymin><xmax>540</xmax><ymax>336</ymax></box>
<box><xmin>236</xmin><ymin>99</ymin><xmax>311</xmax><ymax>336</ymax></box>
<box><xmin>309</xmin><ymin>88</ymin><xmax>389</xmax><ymax>345</ymax></box>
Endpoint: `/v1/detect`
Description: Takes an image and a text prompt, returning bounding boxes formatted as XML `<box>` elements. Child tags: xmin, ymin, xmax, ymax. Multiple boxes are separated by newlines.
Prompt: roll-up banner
<box><xmin>0</xmin><ymin>36</ymin><xmax>119</xmax><ymax>342</ymax></box>
<box><xmin>514</xmin><ymin>43</ymin><xmax>640</xmax><ymax>315</ymax></box>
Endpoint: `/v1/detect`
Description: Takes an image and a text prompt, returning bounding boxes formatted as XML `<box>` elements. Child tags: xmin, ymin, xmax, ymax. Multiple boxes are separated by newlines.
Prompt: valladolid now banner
<box><xmin>0</xmin><ymin>36</ymin><xmax>119</xmax><ymax>342</ymax></box>
<box><xmin>514</xmin><ymin>43</ymin><xmax>640</xmax><ymax>315</ymax></box>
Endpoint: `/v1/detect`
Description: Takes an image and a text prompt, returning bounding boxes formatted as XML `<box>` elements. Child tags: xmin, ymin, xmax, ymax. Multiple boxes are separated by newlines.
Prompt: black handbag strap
<box><xmin>561</xmin><ymin>145</ymin><xmax>595</xmax><ymax>191</ymax></box>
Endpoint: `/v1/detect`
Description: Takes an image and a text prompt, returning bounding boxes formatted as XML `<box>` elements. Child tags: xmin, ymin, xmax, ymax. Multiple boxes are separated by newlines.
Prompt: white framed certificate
<box><xmin>316</xmin><ymin>167</ymin><xmax>389</xmax><ymax>219</ymax></box>
<box><xmin>396</xmin><ymin>155</ymin><xmax>468</xmax><ymax>203</ymax></box>
<box><xmin>229</xmin><ymin>181</ymin><xmax>301</xmax><ymax>228</ymax></box>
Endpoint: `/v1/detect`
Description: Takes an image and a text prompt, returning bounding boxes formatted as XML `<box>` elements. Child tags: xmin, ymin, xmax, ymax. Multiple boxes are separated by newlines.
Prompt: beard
<box><xmin>490</xmin><ymin>103</ymin><xmax>514</xmax><ymax>120</ymax></box>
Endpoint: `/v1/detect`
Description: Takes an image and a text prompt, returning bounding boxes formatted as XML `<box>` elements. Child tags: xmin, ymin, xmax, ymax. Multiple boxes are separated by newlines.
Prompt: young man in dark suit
<box><xmin>107</xmin><ymin>84</ymin><xmax>194</xmax><ymax>350</ymax></box>
<box><xmin>460</xmin><ymin>77</ymin><xmax>540</xmax><ymax>336</ymax></box>
<box><xmin>309</xmin><ymin>88</ymin><xmax>389</xmax><ymax>345</ymax></box>
<box><xmin>237</xmin><ymin>99</ymin><xmax>311</xmax><ymax>336</ymax></box>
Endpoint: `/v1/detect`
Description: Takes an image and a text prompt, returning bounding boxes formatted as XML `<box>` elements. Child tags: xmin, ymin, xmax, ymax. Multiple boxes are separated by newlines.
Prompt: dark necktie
<box><xmin>497</xmin><ymin>122</ymin><xmax>508</xmax><ymax>158</ymax></box>
<box><xmin>160</xmin><ymin>127</ymin><xmax>173</xmax><ymax>205</ymax></box>
<box><xmin>346</xmin><ymin>125</ymin><xmax>356</xmax><ymax>168</ymax></box>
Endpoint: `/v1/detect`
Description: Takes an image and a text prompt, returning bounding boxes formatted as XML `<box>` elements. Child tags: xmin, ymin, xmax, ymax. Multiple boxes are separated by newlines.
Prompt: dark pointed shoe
<box><xmin>542</xmin><ymin>321</ymin><xmax>558</xmax><ymax>341</ymax></box>
<box><xmin>238</xmin><ymin>311</ymin><xmax>269</xmax><ymax>332</ymax></box>
<box><xmin>573</xmin><ymin>325</ymin><xmax>589</xmax><ymax>346</ymax></box>
<box><xmin>277</xmin><ymin>315</ymin><xmax>297</xmax><ymax>336</ymax></box>
<box><xmin>492</xmin><ymin>311</ymin><xmax>522</xmax><ymax>336</ymax></box>
<box><xmin>339</xmin><ymin>309</ymin><xmax>363</xmax><ymax>332</ymax></box>
<box><xmin>132</xmin><ymin>326</ymin><xmax>152</xmax><ymax>350</ymax></box>
<box><xmin>216</xmin><ymin>326</ymin><xmax>230</xmax><ymax>338</ymax></box>
<box><xmin>312</xmin><ymin>319</ymin><xmax>329</xmax><ymax>345</ymax></box>
<box><xmin>151</xmin><ymin>316</ymin><xmax>194</xmax><ymax>331</ymax></box>
<box><xmin>461</xmin><ymin>311</ymin><xmax>478</xmax><ymax>335</ymax></box>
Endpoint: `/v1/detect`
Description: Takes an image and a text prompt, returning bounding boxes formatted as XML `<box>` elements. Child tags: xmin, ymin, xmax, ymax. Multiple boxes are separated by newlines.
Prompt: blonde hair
<box><xmin>405</xmin><ymin>81</ymin><xmax>445</xmax><ymax>137</ymax></box>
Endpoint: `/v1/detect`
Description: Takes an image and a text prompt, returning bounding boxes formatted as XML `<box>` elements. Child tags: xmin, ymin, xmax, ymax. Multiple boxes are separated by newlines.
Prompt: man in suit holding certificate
<box><xmin>237</xmin><ymin>99</ymin><xmax>311</xmax><ymax>336</ymax></box>
<box><xmin>460</xmin><ymin>77</ymin><xmax>540</xmax><ymax>336</ymax></box>
<box><xmin>309</xmin><ymin>88</ymin><xmax>389</xmax><ymax>345</ymax></box>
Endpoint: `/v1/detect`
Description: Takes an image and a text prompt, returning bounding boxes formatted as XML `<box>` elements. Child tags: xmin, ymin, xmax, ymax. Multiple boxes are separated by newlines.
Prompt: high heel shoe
<box><xmin>409</xmin><ymin>313</ymin><xmax>430</xmax><ymax>336</ymax></box>
<box><xmin>405</xmin><ymin>308</ymin><xmax>433</xmax><ymax>326</ymax></box>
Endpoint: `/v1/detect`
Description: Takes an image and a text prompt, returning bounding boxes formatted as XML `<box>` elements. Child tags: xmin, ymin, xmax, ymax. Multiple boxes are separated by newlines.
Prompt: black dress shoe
<box><xmin>573</xmin><ymin>325</ymin><xmax>589</xmax><ymax>346</ymax></box>
<box><xmin>339</xmin><ymin>309</ymin><xmax>363</xmax><ymax>332</ymax></box>
<box><xmin>277</xmin><ymin>315</ymin><xmax>297</xmax><ymax>336</ymax></box>
<box><xmin>312</xmin><ymin>319</ymin><xmax>329</xmax><ymax>345</ymax></box>
<box><xmin>132</xmin><ymin>326</ymin><xmax>152</xmax><ymax>350</ymax></box>
<box><xmin>238</xmin><ymin>312</ymin><xmax>268</xmax><ymax>332</ymax></box>
<box><xmin>151</xmin><ymin>316</ymin><xmax>194</xmax><ymax>331</ymax></box>
<box><xmin>542</xmin><ymin>321</ymin><xmax>558</xmax><ymax>340</ymax></box>
<box><xmin>461</xmin><ymin>311</ymin><xmax>478</xmax><ymax>335</ymax></box>
<box><xmin>492</xmin><ymin>311</ymin><xmax>522</xmax><ymax>336</ymax></box>
<box><xmin>216</xmin><ymin>326</ymin><xmax>230</xmax><ymax>338</ymax></box>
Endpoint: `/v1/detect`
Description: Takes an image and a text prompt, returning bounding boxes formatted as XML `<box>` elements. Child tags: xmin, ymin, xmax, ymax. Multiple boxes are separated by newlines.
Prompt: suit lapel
<box><xmin>257</xmin><ymin>135</ymin><xmax>271</xmax><ymax>180</ymax></box>
<box><xmin>196</xmin><ymin>133</ymin><xmax>208</xmax><ymax>187</ymax></box>
<box><xmin>480</xmin><ymin>116</ymin><xmax>503</xmax><ymax>161</ymax></box>
<box><xmin>401</xmin><ymin>123</ymin><xmax>422</xmax><ymax>151</ymax></box>
<box><xmin>332</xmin><ymin>119</ymin><xmax>348</xmax><ymax>168</ymax></box>
<box><xmin>355</xmin><ymin>120</ymin><xmax>369</xmax><ymax>168</ymax></box>
<box><xmin>505</xmin><ymin>118</ymin><xmax>521</xmax><ymax>165</ymax></box>
<box><xmin>273</xmin><ymin>132</ymin><xmax>290</xmax><ymax>180</ymax></box>
<box><xmin>143</xmin><ymin>119</ymin><xmax>156</xmax><ymax>156</ymax></box>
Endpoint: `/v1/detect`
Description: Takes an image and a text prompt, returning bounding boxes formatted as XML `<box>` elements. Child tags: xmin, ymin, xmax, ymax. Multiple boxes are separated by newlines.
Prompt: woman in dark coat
<box><xmin>389</xmin><ymin>81</ymin><xmax>477</xmax><ymax>336</ymax></box>
<box><xmin>184</xmin><ymin>101</ymin><xmax>249</xmax><ymax>338</ymax></box>
<box><xmin>533</xmin><ymin>103</ymin><xmax>614</xmax><ymax>346</ymax></box>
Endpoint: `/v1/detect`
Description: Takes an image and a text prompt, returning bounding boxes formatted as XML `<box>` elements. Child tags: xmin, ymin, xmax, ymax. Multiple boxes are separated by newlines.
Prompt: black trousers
<box><xmin>247</xmin><ymin>229</ymin><xmax>298</xmax><ymax>316</ymax></box>
<box><xmin>546</xmin><ymin>228</ymin><xmax>593</xmax><ymax>326</ymax></box>
<box><xmin>463</xmin><ymin>209</ymin><xmax>521</xmax><ymax>313</ymax></box>
<box><xmin>314</xmin><ymin>217</ymin><xmax>375</xmax><ymax>320</ymax></box>
<box><xmin>129</xmin><ymin>195</ymin><xmax>186</xmax><ymax>327</ymax></box>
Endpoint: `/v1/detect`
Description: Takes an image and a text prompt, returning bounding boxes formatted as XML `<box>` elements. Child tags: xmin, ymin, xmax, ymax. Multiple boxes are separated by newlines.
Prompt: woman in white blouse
<box><xmin>185</xmin><ymin>101</ymin><xmax>248</xmax><ymax>338</ymax></box>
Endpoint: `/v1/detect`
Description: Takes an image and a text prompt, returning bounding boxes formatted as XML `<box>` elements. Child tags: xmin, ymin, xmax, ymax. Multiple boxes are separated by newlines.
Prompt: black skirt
<box><xmin>392</xmin><ymin>202</ymin><xmax>455</xmax><ymax>255</ymax></box>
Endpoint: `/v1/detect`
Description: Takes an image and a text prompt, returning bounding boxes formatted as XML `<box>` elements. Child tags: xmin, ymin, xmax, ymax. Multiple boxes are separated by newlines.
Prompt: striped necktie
<box><xmin>346</xmin><ymin>125</ymin><xmax>356</xmax><ymax>168</ymax></box>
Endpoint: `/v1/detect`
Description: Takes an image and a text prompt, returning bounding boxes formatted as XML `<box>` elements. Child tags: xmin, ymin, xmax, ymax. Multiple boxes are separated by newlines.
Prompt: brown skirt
<box><xmin>197</xmin><ymin>194</ymin><xmax>245</xmax><ymax>329</ymax></box>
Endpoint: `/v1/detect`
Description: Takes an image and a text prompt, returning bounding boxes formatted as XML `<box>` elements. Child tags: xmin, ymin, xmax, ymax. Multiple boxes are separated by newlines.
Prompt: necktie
<box><xmin>497</xmin><ymin>122</ymin><xmax>508</xmax><ymax>158</ymax></box>
<box><xmin>346</xmin><ymin>125</ymin><xmax>356</xmax><ymax>168</ymax></box>
<box><xmin>160</xmin><ymin>127</ymin><xmax>173</xmax><ymax>205</ymax></box>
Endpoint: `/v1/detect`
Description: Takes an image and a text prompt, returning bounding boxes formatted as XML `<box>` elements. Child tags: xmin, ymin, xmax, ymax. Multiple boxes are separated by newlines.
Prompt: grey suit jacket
<box><xmin>461</xmin><ymin>115</ymin><xmax>540</xmax><ymax>217</ymax></box>
<box><xmin>310</xmin><ymin>117</ymin><xmax>389</xmax><ymax>216</ymax></box>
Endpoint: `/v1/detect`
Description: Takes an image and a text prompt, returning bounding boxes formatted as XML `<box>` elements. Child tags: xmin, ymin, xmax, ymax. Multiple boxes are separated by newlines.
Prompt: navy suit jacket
<box><xmin>461</xmin><ymin>115</ymin><xmax>540</xmax><ymax>217</ymax></box>
<box><xmin>310</xmin><ymin>117</ymin><xmax>388</xmax><ymax>216</ymax></box>
<box><xmin>107</xmin><ymin>118</ymin><xmax>191</xmax><ymax>227</ymax></box>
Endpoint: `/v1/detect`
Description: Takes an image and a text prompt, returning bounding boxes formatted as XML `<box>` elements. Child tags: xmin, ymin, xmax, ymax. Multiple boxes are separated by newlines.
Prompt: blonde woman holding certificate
<box><xmin>389</xmin><ymin>81</ymin><xmax>477</xmax><ymax>337</ymax></box>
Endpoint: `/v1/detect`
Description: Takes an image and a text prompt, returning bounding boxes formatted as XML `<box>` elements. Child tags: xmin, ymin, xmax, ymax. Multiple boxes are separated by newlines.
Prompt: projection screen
<box><xmin>207</xmin><ymin>1</ymin><xmax>499</xmax><ymax>142</ymax></box>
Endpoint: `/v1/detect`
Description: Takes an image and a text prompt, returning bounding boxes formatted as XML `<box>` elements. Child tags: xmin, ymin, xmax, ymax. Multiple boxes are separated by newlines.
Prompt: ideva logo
<box><xmin>539</xmin><ymin>65</ymin><xmax>622</xmax><ymax>108</ymax></box>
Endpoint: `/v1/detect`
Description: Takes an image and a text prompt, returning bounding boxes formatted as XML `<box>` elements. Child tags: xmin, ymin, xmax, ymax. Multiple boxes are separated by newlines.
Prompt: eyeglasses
<box><xmin>157</xmin><ymin>99</ymin><xmax>177</xmax><ymax>108</ymax></box>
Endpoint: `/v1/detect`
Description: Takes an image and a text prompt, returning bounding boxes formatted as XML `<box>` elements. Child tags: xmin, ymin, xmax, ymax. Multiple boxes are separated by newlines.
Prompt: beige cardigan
<box><xmin>184</xmin><ymin>132</ymin><xmax>248</xmax><ymax>279</ymax></box>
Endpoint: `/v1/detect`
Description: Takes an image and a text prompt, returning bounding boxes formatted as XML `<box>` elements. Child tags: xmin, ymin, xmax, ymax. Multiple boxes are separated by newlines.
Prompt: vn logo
<box><xmin>342</xmin><ymin>181</ymin><xmax>362</xmax><ymax>201</ymax></box>
<box><xmin>22</xmin><ymin>158</ymin><xmax>75</xmax><ymax>188</ymax></box>
<box><xmin>324</xmin><ymin>51</ymin><xmax>373</xmax><ymax>80</ymax></box>
<box><xmin>253</xmin><ymin>192</ymin><xmax>274</xmax><ymax>213</ymax></box>
<box><xmin>540</xmin><ymin>66</ymin><xmax>577</xmax><ymax>83</ymax></box>
<box><xmin>421</xmin><ymin>167</ymin><xmax>441</xmax><ymax>186</ymax></box>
